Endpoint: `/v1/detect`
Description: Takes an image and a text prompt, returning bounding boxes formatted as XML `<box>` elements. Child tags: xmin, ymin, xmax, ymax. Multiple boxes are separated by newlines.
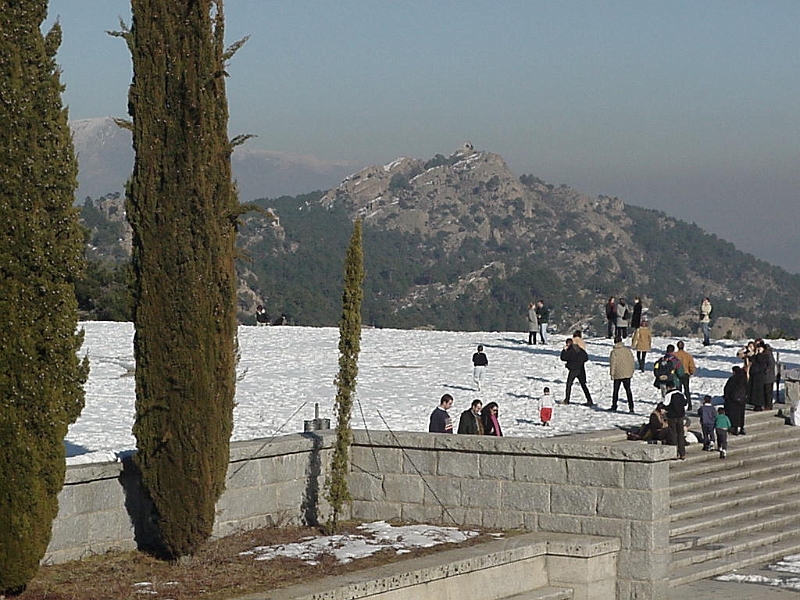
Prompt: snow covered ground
<box><xmin>68</xmin><ymin>321</ymin><xmax>800</xmax><ymax>464</ymax></box>
<box><xmin>66</xmin><ymin>321</ymin><xmax>800</xmax><ymax>587</ymax></box>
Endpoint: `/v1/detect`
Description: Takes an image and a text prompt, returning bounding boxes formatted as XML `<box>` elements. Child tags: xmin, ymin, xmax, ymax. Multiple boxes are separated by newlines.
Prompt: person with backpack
<box><xmin>560</xmin><ymin>338</ymin><xmax>594</xmax><ymax>406</ymax></box>
<box><xmin>663</xmin><ymin>381</ymin><xmax>688</xmax><ymax>460</ymax></box>
<box><xmin>653</xmin><ymin>344</ymin><xmax>685</xmax><ymax>398</ymax></box>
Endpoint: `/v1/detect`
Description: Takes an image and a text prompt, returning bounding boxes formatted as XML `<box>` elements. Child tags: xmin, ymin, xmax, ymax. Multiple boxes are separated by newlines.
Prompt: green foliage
<box><xmin>325</xmin><ymin>220</ymin><xmax>364</xmax><ymax>532</ymax></box>
<box><xmin>125</xmin><ymin>0</ymin><xmax>240</xmax><ymax>558</ymax></box>
<box><xmin>0</xmin><ymin>3</ymin><xmax>88</xmax><ymax>592</ymax></box>
<box><xmin>75</xmin><ymin>259</ymin><xmax>133</xmax><ymax>321</ymax></box>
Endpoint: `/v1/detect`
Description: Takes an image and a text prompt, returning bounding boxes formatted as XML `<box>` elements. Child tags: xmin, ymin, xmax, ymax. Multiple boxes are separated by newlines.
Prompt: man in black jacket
<box><xmin>457</xmin><ymin>399</ymin><xmax>484</xmax><ymax>435</ymax></box>
<box><xmin>663</xmin><ymin>382</ymin><xmax>688</xmax><ymax>460</ymax></box>
<box><xmin>560</xmin><ymin>338</ymin><xmax>594</xmax><ymax>406</ymax></box>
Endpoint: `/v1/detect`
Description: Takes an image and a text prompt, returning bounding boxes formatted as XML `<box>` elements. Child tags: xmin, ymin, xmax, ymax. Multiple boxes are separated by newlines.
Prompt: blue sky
<box><xmin>46</xmin><ymin>1</ymin><xmax>799</xmax><ymax>273</ymax></box>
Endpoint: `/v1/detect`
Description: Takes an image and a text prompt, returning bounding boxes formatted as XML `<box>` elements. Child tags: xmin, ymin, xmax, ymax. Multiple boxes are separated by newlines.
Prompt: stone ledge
<box><xmin>230</xmin><ymin>532</ymin><xmax>619</xmax><ymax>600</ymax></box>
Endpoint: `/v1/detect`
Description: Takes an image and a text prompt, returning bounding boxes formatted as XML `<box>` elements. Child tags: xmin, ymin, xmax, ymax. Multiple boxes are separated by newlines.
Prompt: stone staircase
<box><xmin>668</xmin><ymin>405</ymin><xmax>800</xmax><ymax>587</ymax></box>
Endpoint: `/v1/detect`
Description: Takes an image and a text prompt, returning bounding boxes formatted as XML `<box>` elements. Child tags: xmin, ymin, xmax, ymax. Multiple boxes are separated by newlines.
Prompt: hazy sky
<box><xmin>46</xmin><ymin>1</ymin><xmax>799</xmax><ymax>273</ymax></box>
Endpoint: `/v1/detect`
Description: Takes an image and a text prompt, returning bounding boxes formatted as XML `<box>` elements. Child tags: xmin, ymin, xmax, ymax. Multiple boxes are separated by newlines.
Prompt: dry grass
<box><xmin>16</xmin><ymin>523</ymin><xmax>501</xmax><ymax>600</ymax></box>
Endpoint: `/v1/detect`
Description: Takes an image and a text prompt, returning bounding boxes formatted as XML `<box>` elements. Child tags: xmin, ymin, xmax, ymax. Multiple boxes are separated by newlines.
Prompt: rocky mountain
<box><xmin>69</xmin><ymin>117</ymin><xmax>358</xmax><ymax>201</ymax></box>
<box><xmin>77</xmin><ymin>142</ymin><xmax>800</xmax><ymax>337</ymax></box>
<box><xmin>236</xmin><ymin>143</ymin><xmax>800</xmax><ymax>337</ymax></box>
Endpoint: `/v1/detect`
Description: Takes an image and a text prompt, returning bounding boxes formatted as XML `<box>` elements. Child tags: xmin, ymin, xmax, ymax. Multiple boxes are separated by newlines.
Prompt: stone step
<box><xmin>671</xmin><ymin>490</ymin><xmax>800</xmax><ymax>537</ymax></box>
<box><xmin>670</xmin><ymin>478</ymin><xmax>796</xmax><ymax>523</ymax></box>
<box><xmin>670</xmin><ymin>522</ymin><xmax>800</xmax><ymax>570</ymax></box>
<box><xmin>670</xmin><ymin>447</ymin><xmax>800</xmax><ymax>494</ymax></box>
<box><xmin>670</xmin><ymin>467</ymin><xmax>800</xmax><ymax>508</ymax></box>
<box><xmin>500</xmin><ymin>586</ymin><xmax>574</xmax><ymax>600</ymax></box>
<box><xmin>670</xmin><ymin>510</ymin><xmax>800</xmax><ymax>553</ymax></box>
<box><xmin>668</xmin><ymin>533</ymin><xmax>800</xmax><ymax>588</ymax></box>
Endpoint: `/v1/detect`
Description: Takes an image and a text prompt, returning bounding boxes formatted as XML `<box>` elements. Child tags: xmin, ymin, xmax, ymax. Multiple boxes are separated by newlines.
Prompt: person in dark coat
<box><xmin>724</xmin><ymin>366</ymin><xmax>747</xmax><ymax>435</ymax></box>
<box><xmin>480</xmin><ymin>401</ymin><xmax>503</xmax><ymax>436</ymax></box>
<box><xmin>748</xmin><ymin>345</ymin><xmax>768</xmax><ymax>410</ymax></box>
<box><xmin>760</xmin><ymin>341</ymin><xmax>777</xmax><ymax>409</ymax></box>
<box><xmin>663</xmin><ymin>382</ymin><xmax>688</xmax><ymax>460</ymax></box>
<box><xmin>630</xmin><ymin>297</ymin><xmax>643</xmax><ymax>332</ymax></box>
<box><xmin>457</xmin><ymin>399</ymin><xmax>484</xmax><ymax>435</ymax></box>
<box><xmin>605</xmin><ymin>297</ymin><xmax>617</xmax><ymax>339</ymax></box>
<box><xmin>560</xmin><ymin>338</ymin><xmax>594</xmax><ymax>406</ymax></box>
<box><xmin>429</xmin><ymin>394</ymin><xmax>454</xmax><ymax>433</ymax></box>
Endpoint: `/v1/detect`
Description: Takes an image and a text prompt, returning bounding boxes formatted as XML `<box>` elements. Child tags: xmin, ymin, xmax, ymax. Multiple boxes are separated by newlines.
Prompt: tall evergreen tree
<box><xmin>325</xmin><ymin>219</ymin><xmax>364</xmax><ymax>531</ymax></box>
<box><xmin>0</xmin><ymin>2</ymin><xmax>88</xmax><ymax>593</ymax></box>
<box><xmin>121</xmin><ymin>0</ymin><xmax>240</xmax><ymax>557</ymax></box>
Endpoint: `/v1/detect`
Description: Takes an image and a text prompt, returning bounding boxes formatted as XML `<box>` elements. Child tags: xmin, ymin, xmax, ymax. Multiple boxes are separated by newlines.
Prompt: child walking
<box><xmin>715</xmin><ymin>406</ymin><xmax>732</xmax><ymax>459</ymax></box>
<box><xmin>698</xmin><ymin>395</ymin><xmax>716</xmax><ymax>451</ymax></box>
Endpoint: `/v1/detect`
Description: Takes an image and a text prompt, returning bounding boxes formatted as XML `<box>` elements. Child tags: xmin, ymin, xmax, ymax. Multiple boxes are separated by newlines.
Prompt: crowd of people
<box><xmin>429</xmin><ymin>296</ymin><xmax>781</xmax><ymax>462</ymax></box>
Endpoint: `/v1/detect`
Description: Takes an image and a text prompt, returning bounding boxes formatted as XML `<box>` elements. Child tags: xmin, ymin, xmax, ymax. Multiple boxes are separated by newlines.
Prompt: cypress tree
<box><xmin>0</xmin><ymin>1</ymin><xmax>88</xmax><ymax>592</ymax></box>
<box><xmin>325</xmin><ymin>219</ymin><xmax>364</xmax><ymax>531</ymax></box>
<box><xmin>122</xmin><ymin>0</ymin><xmax>239</xmax><ymax>557</ymax></box>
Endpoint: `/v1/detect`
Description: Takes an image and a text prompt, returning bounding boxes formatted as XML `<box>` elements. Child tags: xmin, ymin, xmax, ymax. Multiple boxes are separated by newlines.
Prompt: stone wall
<box><xmin>47</xmin><ymin>430</ymin><xmax>674</xmax><ymax>599</ymax></box>
<box><xmin>347</xmin><ymin>430</ymin><xmax>673</xmax><ymax>600</ymax></box>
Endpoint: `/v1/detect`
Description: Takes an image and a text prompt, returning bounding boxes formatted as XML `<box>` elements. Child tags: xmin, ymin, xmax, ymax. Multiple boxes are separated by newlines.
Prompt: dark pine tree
<box><xmin>0</xmin><ymin>2</ymin><xmax>88</xmax><ymax>593</ymax></box>
<box><xmin>325</xmin><ymin>219</ymin><xmax>364</xmax><ymax>531</ymax></box>
<box><xmin>122</xmin><ymin>0</ymin><xmax>240</xmax><ymax>557</ymax></box>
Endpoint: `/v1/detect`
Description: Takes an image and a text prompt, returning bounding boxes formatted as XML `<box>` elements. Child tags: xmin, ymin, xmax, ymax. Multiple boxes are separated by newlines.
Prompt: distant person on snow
<box><xmin>630</xmin><ymin>296</ymin><xmax>643</xmax><ymax>332</ymax></box>
<box><xmin>535</xmin><ymin>300</ymin><xmax>550</xmax><ymax>344</ymax></box>
<box><xmin>429</xmin><ymin>394</ymin><xmax>454</xmax><ymax>433</ymax></box>
<box><xmin>699</xmin><ymin>297</ymin><xmax>713</xmax><ymax>346</ymax></box>
<box><xmin>615</xmin><ymin>298</ymin><xmax>630</xmax><ymax>339</ymax></box>
<box><xmin>526</xmin><ymin>302</ymin><xmax>539</xmax><ymax>345</ymax></box>
<box><xmin>255</xmin><ymin>305</ymin><xmax>269</xmax><ymax>326</ymax></box>
<box><xmin>631</xmin><ymin>319</ymin><xmax>652</xmax><ymax>372</ymax></box>
<box><xmin>605</xmin><ymin>297</ymin><xmax>617</xmax><ymax>339</ymax></box>
<box><xmin>539</xmin><ymin>386</ymin><xmax>554</xmax><ymax>426</ymax></box>
<box><xmin>472</xmin><ymin>345</ymin><xmax>489</xmax><ymax>391</ymax></box>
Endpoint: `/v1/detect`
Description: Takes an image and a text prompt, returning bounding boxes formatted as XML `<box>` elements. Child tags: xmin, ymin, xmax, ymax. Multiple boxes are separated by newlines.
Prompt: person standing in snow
<box><xmin>535</xmin><ymin>300</ymin><xmax>550</xmax><ymax>344</ymax></box>
<box><xmin>615</xmin><ymin>298</ymin><xmax>630</xmax><ymax>339</ymax></box>
<box><xmin>630</xmin><ymin>296</ymin><xmax>643</xmax><ymax>333</ymax></box>
<box><xmin>560</xmin><ymin>338</ymin><xmax>594</xmax><ymax>406</ymax></box>
<box><xmin>699</xmin><ymin>297</ymin><xmax>713</xmax><ymax>346</ymax></box>
<box><xmin>631</xmin><ymin>319</ymin><xmax>652</xmax><ymax>372</ymax></box>
<box><xmin>428</xmin><ymin>394</ymin><xmax>454</xmax><ymax>433</ymax></box>
<box><xmin>457</xmin><ymin>399</ymin><xmax>484</xmax><ymax>435</ymax></box>
<box><xmin>609</xmin><ymin>334</ymin><xmax>636</xmax><ymax>413</ymax></box>
<box><xmin>605</xmin><ymin>296</ymin><xmax>617</xmax><ymax>339</ymax></box>
<box><xmin>472</xmin><ymin>345</ymin><xmax>488</xmax><ymax>391</ymax></box>
<box><xmin>526</xmin><ymin>302</ymin><xmax>539</xmax><ymax>344</ymax></box>
<box><xmin>255</xmin><ymin>304</ymin><xmax>269</xmax><ymax>326</ymax></box>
